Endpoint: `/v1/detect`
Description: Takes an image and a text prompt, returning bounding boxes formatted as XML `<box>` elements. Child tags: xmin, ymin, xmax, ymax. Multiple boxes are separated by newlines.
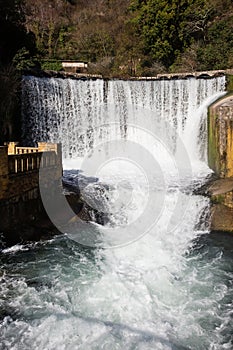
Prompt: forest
<box><xmin>1</xmin><ymin>0</ymin><xmax>233</xmax><ymax>75</ymax></box>
<box><xmin>0</xmin><ymin>0</ymin><xmax>233</xmax><ymax>141</ymax></box>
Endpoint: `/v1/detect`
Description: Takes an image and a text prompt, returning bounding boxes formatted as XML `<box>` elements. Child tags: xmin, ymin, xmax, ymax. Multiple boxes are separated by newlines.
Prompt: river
<box><xmin>0</xmin><ymin>76</ymin><xmax>232</xmax><ymax>349</ymax></box>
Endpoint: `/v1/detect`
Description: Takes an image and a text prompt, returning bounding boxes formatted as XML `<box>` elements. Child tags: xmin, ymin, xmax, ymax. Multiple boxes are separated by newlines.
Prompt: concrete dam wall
<box><xmin>208</xmin><ymin>90</ymin><xmax>233</xmax><ymax>233</ymax></box>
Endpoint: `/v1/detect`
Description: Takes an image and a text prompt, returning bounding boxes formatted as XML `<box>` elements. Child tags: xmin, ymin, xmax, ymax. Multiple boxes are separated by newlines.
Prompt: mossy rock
<box><xmin>226</xmin><ymin>74</ymin><xmax>233</xmax><ymax>92</ymax></box>
<box><xmin>211</xmin><ymin>194</ymin><xmax>225</xmax><ymax>204</ymax></box>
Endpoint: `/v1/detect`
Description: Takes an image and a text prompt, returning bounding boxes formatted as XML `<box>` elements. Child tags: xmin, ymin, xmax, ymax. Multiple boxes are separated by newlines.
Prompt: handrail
<box><xmin>8</xmin><ymin>151</ymin><xmax>57</xmax><ymax>175</ymax></box>
<box><xmin>15</xmin><ymin>147</ymin><xmax>39</xmax><ymax>154</ymax></box>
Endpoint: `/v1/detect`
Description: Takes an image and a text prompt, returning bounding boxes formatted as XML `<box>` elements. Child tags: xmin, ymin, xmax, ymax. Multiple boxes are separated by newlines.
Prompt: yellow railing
<box><xmin>8</xmin><ymin>151</ymin><xmax>57</xmax><ymax>175</ymax></box>
<box><xmin>15</xmin><ymin>147</ymin><xmax>39</xmax><ymax>154</ymax></box>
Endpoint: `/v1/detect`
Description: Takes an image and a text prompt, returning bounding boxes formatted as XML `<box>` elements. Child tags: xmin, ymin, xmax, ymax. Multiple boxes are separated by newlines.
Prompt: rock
<box><xmin>193</xmin><ymin>175</ymin><xmax>233</xmax><ymax>233</ymax></box>
<box><xmin>207</xmin><ymin>178</ymin><xmax>233</xmax><ymax>196</ymax></box>
<box><xmin>211</xmin><ymin>204</ymin><xmax>233</xmax><ymax>233</ymax></box>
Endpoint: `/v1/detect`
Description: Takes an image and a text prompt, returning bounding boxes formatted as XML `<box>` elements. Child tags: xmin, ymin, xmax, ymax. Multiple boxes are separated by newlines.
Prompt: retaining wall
<box><xmin>0</xmin><ymin>142</ymin><xmax>62</xmax><ymax>237</ymax></box>
<box><xmin>208</xmin><ymin>94</ymin><xmax>233</xmax><ymax>233</ymax></box>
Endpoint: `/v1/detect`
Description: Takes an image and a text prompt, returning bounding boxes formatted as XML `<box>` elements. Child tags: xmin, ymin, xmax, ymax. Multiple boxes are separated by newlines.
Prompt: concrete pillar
<box><xmin>38</xmin><ymin>142</ymin><xmax>49</xmax><ymax>152</ymax></box>
<box><xmin>4</xmin><ymin>141</ymin><xmax>19</xmax><ymax>155</ymax></box>
<box><xmin>38</xmin><ymin>142</ymin><xmax>63</xmax><ymax>179</ymax></box>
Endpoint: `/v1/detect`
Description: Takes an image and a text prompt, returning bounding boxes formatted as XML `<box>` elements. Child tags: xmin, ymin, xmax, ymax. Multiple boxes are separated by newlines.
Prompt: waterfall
<box><xmin>21</xmin><ymin>76</ymin><xmax>226</xmax><ymax>166</ymax></box>
<box><xmin>21</xmin><ymin>75</ymin><xmax>226</xmax><ymax>246</ymax></box>
<box><xmin>1</xmin><ymin>76</ymin><xmax>232</xmax><ymax>350</ymax></box>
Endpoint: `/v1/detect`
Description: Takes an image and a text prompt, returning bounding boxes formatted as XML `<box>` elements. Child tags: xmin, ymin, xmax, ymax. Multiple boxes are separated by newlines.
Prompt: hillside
<box><xmin>22</xmin><ymin>0</ymin><xmax>233</xmax><ymax>76</ymax></box>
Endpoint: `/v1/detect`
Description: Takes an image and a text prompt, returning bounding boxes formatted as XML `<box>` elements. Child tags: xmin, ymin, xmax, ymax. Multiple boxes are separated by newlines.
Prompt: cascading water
<box><xmin>21</xmin><ymin>76</ymin><xmax>225</xmax><ymax>164</ymax></box>
<box><xmin>1</xmin><ymin>76</ymin><xmax>233</xmax><ymax>350</ymax></box>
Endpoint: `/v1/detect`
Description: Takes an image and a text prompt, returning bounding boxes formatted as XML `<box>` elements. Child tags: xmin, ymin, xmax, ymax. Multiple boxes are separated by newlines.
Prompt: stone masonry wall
<box><xmin>208</xmin><ymin>93</ymin><xmax>233</xmax><ymax>233</ymax></box>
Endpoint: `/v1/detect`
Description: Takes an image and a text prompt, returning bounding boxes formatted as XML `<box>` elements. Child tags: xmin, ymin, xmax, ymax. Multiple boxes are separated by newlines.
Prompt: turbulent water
<box><xmin>0</xmin><ymin>76</ymin><xmax>232</xmax><ymax>349</ymax></box>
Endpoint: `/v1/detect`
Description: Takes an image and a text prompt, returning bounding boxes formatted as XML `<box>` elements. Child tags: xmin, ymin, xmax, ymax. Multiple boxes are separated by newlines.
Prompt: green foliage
<box><xmin>130</xmin><ymin>0</ymin><xmax>233</xmax><ymax>72</ymax></box>
<box><xmin>130</xmin><ymin>0</ymin><xmax>195</xmax><ymax>68</ymax></box>
<box><xmin>0</xmin><ymin>0</ymin><xmax>36</xmax><ymax>65</ymax></box>
<box><xmin>197</xmin><ymin>15</ymin><xmax>233</xmax><ymax>70</ymax></box>
<box><xmin>77</xmin><ymin>32</ymin><xmax>114</xmax><ymax>62</ymax></box>
<box><xmin>0</xmin><ymin>64</ymin><xmax>21</xmax><ymax>143</ymax></box>
<box><xmin>0</xmin><ymin>0</ymin><xmax>37</xmax><ymax>143</ymax></box>
<box><xmin>226</xmin><ymin>75</ymin><xmax>233</xmax><ymax>92</ymax></box>
<box><xmin>211</xmin><ymin>194</ymin><xmax>225</xmax><ymax>205</ymax></box>
<box><xmin>40</xmin><ymin>60</ymin><xmax>62</xmax><ymax>71</ymax></box>
<box><xmin>1</xmin><ymin>0</ymin><xmax>233</xmax><ymax>79</ymax></box>
<box><xmin>12</xmin><ymin>47</ymin><xmax>39</xmax><ymax>70</ymax></box>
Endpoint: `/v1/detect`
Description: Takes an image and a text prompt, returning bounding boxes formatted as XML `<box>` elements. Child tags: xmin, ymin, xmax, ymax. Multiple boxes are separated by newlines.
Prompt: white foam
<box><xmin>2</xmin><ymin>244</ymin><xmax>29</xmax><ymax>254</ymax></box>
<box><xmin>9</xmin><ymin>76</ymin><xmax>231</xmax><ymax>349</ymax></box>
